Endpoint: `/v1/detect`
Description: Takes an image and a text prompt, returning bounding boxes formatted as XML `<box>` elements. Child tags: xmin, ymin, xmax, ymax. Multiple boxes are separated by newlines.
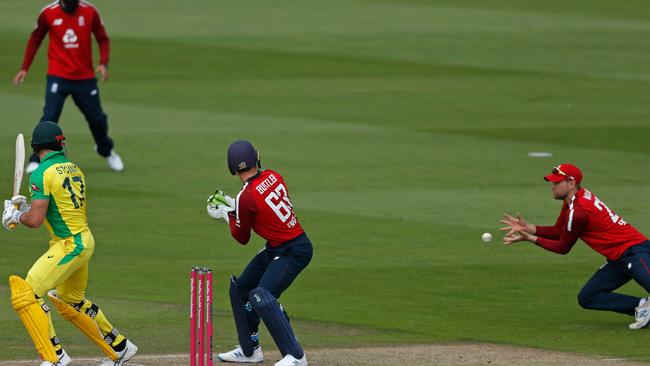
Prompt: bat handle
<box><xmin>8</xmin><ymin>203</ymin><xmax>20</xmax><ymax>230</ymax></box>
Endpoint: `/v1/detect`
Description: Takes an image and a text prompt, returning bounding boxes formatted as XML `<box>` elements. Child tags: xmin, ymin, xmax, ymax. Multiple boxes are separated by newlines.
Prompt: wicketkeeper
<box><xmin>207</xmin><ymin>140</ymin><xmax>312</xmax><ymax>366</ymax></box>
<box><xmin>2</xmin><ymin>122</ymin><xmax>137</xmax><ymax>366</ymax></box>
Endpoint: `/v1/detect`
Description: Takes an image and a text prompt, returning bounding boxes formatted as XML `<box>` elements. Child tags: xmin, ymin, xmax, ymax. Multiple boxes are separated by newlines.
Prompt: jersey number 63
<box><xmin>264</xmin><ymin>184</ymin><xmax>293</xmax><ymax>223</ymax></box>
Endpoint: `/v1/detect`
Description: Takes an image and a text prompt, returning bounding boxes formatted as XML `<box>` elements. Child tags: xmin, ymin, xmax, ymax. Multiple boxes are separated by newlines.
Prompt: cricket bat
<box><xmin>9</xmin><ymin>133</ymin><xmax>25</xmax><ymax>230</ymax></box>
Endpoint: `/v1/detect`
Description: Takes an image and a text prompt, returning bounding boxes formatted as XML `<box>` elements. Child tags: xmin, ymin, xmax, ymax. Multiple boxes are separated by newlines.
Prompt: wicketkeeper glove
<box><xmin>2</xmin><ymin>200</ymin><xmax>22</xmax><ymax>231</ymax></box>
<box><xmin>207</xmin><ymin>190</ymin><xmax>235</xmax><ymax>212</ymax></box>
<box><xmin>11</xmin><ymin>195</ymin><xmax>30</xmax><ymax>213</ymax></box>
<box><xmin>207</xmin><ymin>204</ymin><xmax>231</xmax><ymax>224</ymax></box>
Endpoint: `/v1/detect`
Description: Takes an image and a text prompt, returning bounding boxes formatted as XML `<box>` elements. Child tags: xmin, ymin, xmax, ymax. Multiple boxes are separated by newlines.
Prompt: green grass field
<box><xmin>1</xmin><ymin>0</ymin><xmax>649</xmax><ymax>362</ymax></box>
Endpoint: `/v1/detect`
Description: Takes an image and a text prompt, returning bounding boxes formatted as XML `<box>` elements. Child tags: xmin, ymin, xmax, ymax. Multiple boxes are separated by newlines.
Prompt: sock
<box><xmin>52</xmin><ymin>337</ymin><xmax>63</xmax><ymax>355</ymax></box>
<box><xmin>112</xmin><ymin>338</ymin><xmax>127</xmax><ymax>352</ymax></box>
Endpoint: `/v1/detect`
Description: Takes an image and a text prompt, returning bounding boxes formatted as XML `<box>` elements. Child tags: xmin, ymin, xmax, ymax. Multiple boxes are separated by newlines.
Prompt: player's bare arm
<box><xmin>96</xmin><ymin>65</ymin><xmax>109</xmax><ymax>82</ymax></box>
<box><xmin>19</xmin><ymin>199</ymin><xmax>48</xmax><ymax>228</ymax></box>
<box><xmin>13</xmin><ymin>70</ymin><xmax>27</xmax><ymax>86</ymax></box>
<box><xmin>500</xmin><ymin>213</ymin><xmax>536</xmax><ymax>236</ymax></box>
<box><xmin>503</xmin><ymin>230</ymin><xmax>537</xmax><ymax>245</ymax></box>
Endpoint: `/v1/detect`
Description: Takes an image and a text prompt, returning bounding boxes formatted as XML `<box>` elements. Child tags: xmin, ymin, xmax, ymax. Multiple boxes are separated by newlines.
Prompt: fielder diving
<box><xmin>501</xmin><ymin>163</ymin><xmax>650</xmax><ymax>329</ymax></box>
<box><xmin>2</xmin><ymin>121</ymin><xmax>137</xmax><ymax>366</ymax></box>
<box><xmin>207</xmin><ymin>140</ymin><xmax>313</xmax><ymax>366</ymax></box>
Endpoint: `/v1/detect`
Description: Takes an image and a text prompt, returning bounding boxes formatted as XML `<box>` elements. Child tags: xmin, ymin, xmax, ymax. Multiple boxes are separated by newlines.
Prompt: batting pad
<box><xmin>249</xmin><ymin>287</ymin><xmax>304</xmax><ymax>359</ymax></box>
<box><xmin>48</xmin><ymin>291</ymin><xmax>118</xmax><ymax>361</ymax></box>
<box><xmin>9</xmin><ymin>275</ymin><xmax>58</xmax><ymax>363</ymax></box>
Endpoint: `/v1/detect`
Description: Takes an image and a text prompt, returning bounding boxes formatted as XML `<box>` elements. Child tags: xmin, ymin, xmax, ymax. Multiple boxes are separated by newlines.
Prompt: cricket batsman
<box><xmin>2</xmin><ymin>122</ymin><xmax>137</xmax><ymax>365</ymax></box>
<box><xmin>207</xmin><ymin>140</ymin><xmax>312</xmax><ymax>366</ymax></box>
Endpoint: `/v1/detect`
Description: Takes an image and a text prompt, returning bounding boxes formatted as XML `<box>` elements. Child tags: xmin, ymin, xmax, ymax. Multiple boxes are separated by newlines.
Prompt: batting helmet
<box><xmin>227</xmin><ymin>140</ymin><xmax>260</xmax><ymax>175</ymax></box>
<box><xmin>31</xmin><ymin>121</ymin><xmax>65</xmax><ymax>152</ymax></box>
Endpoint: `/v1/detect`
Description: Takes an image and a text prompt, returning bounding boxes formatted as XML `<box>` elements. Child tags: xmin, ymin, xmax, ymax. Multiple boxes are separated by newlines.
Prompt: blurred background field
<box><xmin>0</xmin><ymin>0</ymin><xmax>648</xmax><ymax>362</ymax></box>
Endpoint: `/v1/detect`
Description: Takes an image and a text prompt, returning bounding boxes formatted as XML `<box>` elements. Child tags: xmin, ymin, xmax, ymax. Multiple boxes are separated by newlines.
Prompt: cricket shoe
<box><xmin>105</xmin><ymin>151</ymin><xmax>124</xmax><ymax>172</ymax></box>
<box><xmin>217</xmin><ymin>345</ymin><xmax>263</xmax><ymax>363</ymax></box>
<box><xmin>100</xmin><ymin>339</ymin><xmax>138</xmax><ymax>365</ymax></box>
<box><xmin>629</xmin><ymin>297</ymin><xmax>650</xmax><ymax>329</ymax></box>
<box><xmin>26</xmin><ymin>162</ymin><xmax>39</xmax><ymax>174</ymax></box>
<box><xmin>40</xmin><ymin>349</ymin><xmax>71</xmax><ymax>366</ymax></box>
<box><xmin>274</xmin><ymin>354</ymin><xmax>307</xmax><ymax>366</ymax></box>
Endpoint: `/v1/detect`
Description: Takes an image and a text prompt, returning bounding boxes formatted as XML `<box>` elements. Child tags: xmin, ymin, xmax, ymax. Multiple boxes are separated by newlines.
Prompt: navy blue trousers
<box><xmin>237</xmin><ymin>233</ymin><xmax>313</xmax><ymax>334</ymax></box>
<box><xmin>32</xmin><ymin>76</ymin><xmax>114</xmax><ymax>162</ymax></box>
<box><xmin>578</xmin><ymin>241</ymin><xmax>650</xmax><ymax>315</ymax></box>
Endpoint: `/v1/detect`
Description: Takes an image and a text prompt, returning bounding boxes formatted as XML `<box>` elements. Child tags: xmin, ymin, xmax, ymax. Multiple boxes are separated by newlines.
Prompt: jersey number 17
<box><xmin>62</xmin><ymin>176</ymin><xmax>85</xmax><ymax>209</ymax></box>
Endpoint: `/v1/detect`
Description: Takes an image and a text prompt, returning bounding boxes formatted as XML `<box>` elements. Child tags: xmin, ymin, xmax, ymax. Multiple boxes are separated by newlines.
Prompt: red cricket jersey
<box><xmin>20</xmin><ymin>1</ymin><xmax>110</xmax><ymax>80</ymax></box>
<box><xmin>228</xmin><ymin>170</ymin><xmax>305</xmax><ymax>246</ymax></box>
<box><xmin>535</xmin><ymin>188</ymin><xmax>648</xmax><ymax>261</ymax></box>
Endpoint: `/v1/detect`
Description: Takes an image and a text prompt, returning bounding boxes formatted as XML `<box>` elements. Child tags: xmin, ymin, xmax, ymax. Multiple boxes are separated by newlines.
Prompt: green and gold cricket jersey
<box><xmin>29</xmin><ymin>151</ymin><xmax>88</xmax><ymax>240</ymax></box>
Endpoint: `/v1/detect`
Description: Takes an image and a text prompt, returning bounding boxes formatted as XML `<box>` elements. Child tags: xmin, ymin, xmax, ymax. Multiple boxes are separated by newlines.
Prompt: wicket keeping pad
<box><xmin>249</xmin><ymin>287</ymin><xmax>304</xmax><ymax>359</ymax></box>
<box><xmin>48</xmin><ymin>291</ymin><xmax>118</xmax><ymax>360</ymax></box>
<box><xmin>230</xmin><ymin>275</ymin><xmax>257</xmax><ymax>356</ymax></box>
<box><xmin>9</xmin><ymin>275</ymin><xmax>58</xmax><ymax>363</ymax></box>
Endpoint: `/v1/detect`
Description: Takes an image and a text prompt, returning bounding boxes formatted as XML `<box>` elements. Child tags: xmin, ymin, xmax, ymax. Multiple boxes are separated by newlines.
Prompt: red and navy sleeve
<box><xmin>228</xmin><ymin>186</ymin><xmax>256</xmax><ymax>245</ymax></box>
<box><xmin>91</xmin><ymin>7</ymin><xmax>110</xmax><ymax>66</ymax></box>
<box><xmin>535</xmin><ymin>208</ymin><xmax>589</xmax><ymax>254</ymax></box>
<box><xmin>21</xmin><ymin>11</ymin><xmax>48</xmax><ymax>72</ymax></box>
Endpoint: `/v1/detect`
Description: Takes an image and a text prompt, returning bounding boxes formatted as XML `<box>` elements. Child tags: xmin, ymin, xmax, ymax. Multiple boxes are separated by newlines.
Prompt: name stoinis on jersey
<box><xmin>255</xmin><ymin>174</ymin><xmax>278</xmax><ymax>194</ymax></box>
<box><xmin>55</xmin><ymin>163</ymin><xmax>80</xmax><ymax>175</ymax></box>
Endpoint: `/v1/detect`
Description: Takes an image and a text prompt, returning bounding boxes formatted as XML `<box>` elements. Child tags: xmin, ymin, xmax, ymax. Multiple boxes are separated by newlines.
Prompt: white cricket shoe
<box><xmin>100</xmin><ymin>339</ymin><xmax>138</xmax><ymax>366</ymax></box>
<box><xmin>40</xmin><ymin>349</ymin><xmax>71</xmax><ymax>366</ymax></box>
<box><xmin>217</xmin><ymin>345</ymin><xmax>264</xmax><ymax>363</ymax></box>
<box><xmin>274</xmin><ymin>354</ymin><xmax>307</xmax><ymax>366</ymax></box>
<box><xmin>26</xmin><ymin>162</ymin><xmax>40</xmax><ymax>174</ymax></box>
<box><xmin>105</xmin><ymin>151</ymin><xmax>124</xmax><ymax>172</ymax></box>
<box><xmin>630</xmin><ymin>297</ymin><xmax>650</xmax><ymax>329</ymax></box>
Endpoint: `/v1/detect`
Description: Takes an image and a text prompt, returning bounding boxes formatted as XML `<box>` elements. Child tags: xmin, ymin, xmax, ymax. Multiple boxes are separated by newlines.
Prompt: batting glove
<box><xmin>11</xmin><ymin>195</ymin><xmax>30</xmax><ymax>213</ymax></box>
<box><xmin>2</xmin><ymin>201</ymin><xmax>22</xmax><ymax>231</ymax></box>
<box><xmin>207</xmin><ymin>190</ymin><xmax>235</xmax><ymax>212</ymax></box>
<box><xmin>207</xmin><ymin>204</ymin><xmax>230</xmax><ymax>223</ymax></box>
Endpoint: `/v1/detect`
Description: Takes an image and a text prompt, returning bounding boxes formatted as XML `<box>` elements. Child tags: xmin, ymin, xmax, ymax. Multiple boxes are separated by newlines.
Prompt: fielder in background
<box><xmin>207</xmin><ymin>140</ymin><xmax>313</xmax><ymax>366</ymax></box>
<box><xmin>501</xmin><ymin>163</ymin><xmax>650</xmax><ymax>329</ymax></box>
<box><xmin>13</xmin><ymin>0</ymin><xmax>124</xmax><ymax>173</ymax></box>
<box><xmin>2</xmin><ymin>122</ymin><xmax>137</xmax><ymax>366</ymax></box>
